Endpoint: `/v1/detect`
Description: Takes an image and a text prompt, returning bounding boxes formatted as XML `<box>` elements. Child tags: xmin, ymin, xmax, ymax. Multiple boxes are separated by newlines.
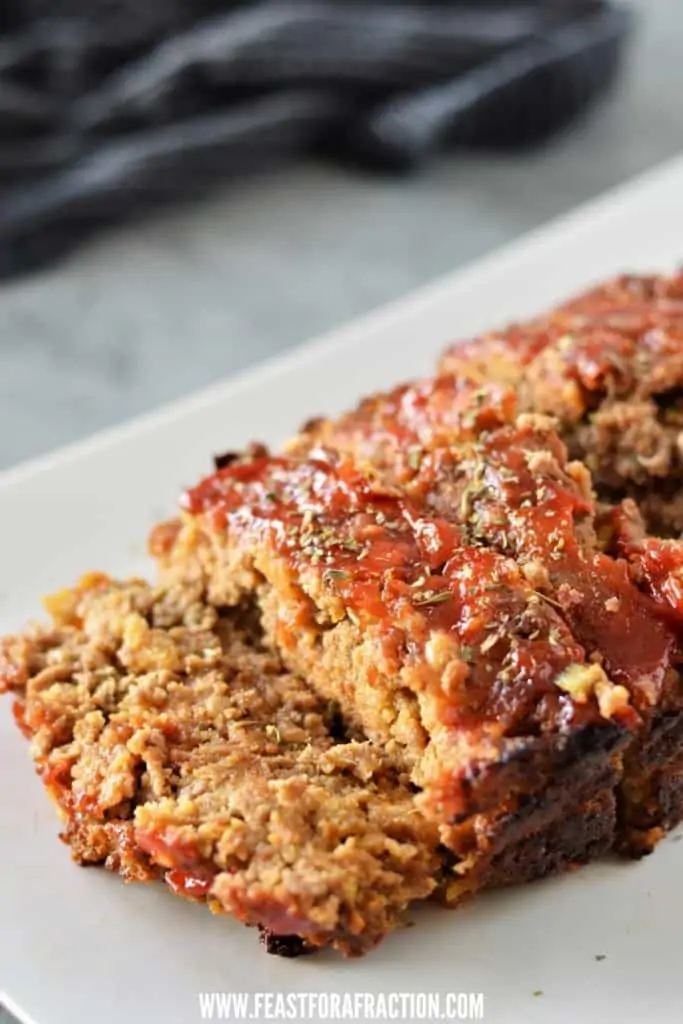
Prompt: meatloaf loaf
<box><xmin>0</xmin><ymin>574</ymin><xmax>442</xmax><ymax>955</ymax></box>
<box><xmin>439</xmin><ymin>272</ymin><xmax>683</xmax><ymax>536</ymax></box>
<box><xmin>4</xmin><ymin>270</ymin><xmax>683</xmax><ymax>957</ymax></box>
<box><xmin>289</xmin><ymin>374</ymin><xmax>683</xmax><ymax>856</ymax></box>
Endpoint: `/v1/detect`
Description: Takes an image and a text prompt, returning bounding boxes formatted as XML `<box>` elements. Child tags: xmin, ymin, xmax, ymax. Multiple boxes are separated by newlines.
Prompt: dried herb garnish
<box><xmin>530</xmin><ymin>589</ymin><xmax>563</xmax><ymax>609</ymax></box>
<box><xmin>480</xmin><ymin>632</ymin><xmax>499</xmax><ymax>654</ymax></box>
<box><xmin>412</xmin><ymin>589</ymin><xmax>452</xmax><ymax>606</ymax></box>
<box><xmin>407</xmin><ymin>446</ymin><xmax>423</xmax><ymax>470</ymax></box>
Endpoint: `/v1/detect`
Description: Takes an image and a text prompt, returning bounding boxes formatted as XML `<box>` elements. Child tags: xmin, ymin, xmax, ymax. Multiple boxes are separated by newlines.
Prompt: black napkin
<box><xmin>0</xmin><ymin>0</ymin><xmax>632</xmax><ymax>278</ymax></box>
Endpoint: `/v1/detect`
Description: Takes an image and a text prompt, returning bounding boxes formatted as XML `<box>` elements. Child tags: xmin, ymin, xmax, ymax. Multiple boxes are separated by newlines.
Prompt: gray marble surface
<box><xmin>0</xmin><ymin>1</ymin><xmax>681</xmax><ymax>1022</ymax></box>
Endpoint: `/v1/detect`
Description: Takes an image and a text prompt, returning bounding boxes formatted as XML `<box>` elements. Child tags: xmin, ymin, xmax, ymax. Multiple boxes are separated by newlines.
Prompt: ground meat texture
<box><xmin>438</xmin><ymin>272</ymin><xmax>683</xmax><ymax>537</ymax></box>
<box><xmin>287</xmin><ymin>373</ymin><xmax>683</xmax><ymax>855</ymax></box>
<box><xmin>0</xmin><ymin>575</ymin><xmax>442</xmax><ymax>956</ymax></box>
<box><xmin>151</xmin><ymin>446</ymin><xmax>666</xmax><ymax>888</ymax></box>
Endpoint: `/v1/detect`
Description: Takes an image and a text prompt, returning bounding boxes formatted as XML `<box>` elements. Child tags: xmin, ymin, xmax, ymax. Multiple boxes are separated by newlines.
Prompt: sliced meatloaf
<box><xmin>0</xmin><ymin>574</ymin><xmax>442</xmax><ymax>955</ymax></box>
<box><xmin>438</xmin><ymin>272</ymin><xmax>683</xmax><ymax>536</ymax></box>
<box><xmin>288</xmin><ymin>373</ymin><xmax>683</xmax><ymax>855</ymax></box>
<box><xmin>5</xmin><ymin>269</ymin><xmax>683</xmax><ymax>958</ymax></box>
<box><xmin>149</xmin><ymin>432</ymin><xmax>680</xmax><ymax>894</ymax></box>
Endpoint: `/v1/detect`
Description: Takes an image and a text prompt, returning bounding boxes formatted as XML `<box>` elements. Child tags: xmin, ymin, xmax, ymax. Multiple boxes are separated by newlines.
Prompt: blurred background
<box><xmin>0</xmin><ymin>0</ymin><xmax>679</xmax><ymax>473</ymax></box>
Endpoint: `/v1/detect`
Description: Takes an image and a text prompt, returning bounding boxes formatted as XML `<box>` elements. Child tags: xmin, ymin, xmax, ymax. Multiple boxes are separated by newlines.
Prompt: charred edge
<box><xmin>213</xmin><ymin>443</ymin><xmax>271</xmax><ymax>473</ymax></box>
<box><xmin>213</xmin><ymin>451</ymin><xmax>241</xmax><ymax>471</ymax></box>
<box><xmin>258</xmin><ymin>927</ymin><xmax>316</xmax><ymax>958</ymax></box>
<box><xmin>484</xmin><ymin>791</ymin><xmax>616</xmax><ymax>887</ymax></box>
<box><xmin>450</xmin><ymin>719</ymin><xmax>628</xmax><ymax>824</ymax></box>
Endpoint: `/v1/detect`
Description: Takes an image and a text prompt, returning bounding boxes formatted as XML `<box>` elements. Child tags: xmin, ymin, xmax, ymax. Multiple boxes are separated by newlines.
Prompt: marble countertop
<box><xmin>1</xmin><ymin>2</ymin><xmax>680</xmax><ymax>1022</ymax></box>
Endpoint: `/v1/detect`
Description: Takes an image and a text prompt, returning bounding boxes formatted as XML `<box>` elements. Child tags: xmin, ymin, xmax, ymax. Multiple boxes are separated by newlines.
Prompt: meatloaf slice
<box><xmin>288</xmin><ymin>373</ymin><xmax>683</xmax><ymax>854</ymax></box>
<box><xmin>150</xmin><ymin>448</ymin><xmax>656</xmax><ymax>895</ymax></box>
<box><xmin>0</xmin><ymin>574</ymin><xmax>442</xmax><ymax>956</ymax></box>
<box><xmin>438</xmin><ymin>272</ymin><xmax>683</xmax><ymax>536</ymax></box>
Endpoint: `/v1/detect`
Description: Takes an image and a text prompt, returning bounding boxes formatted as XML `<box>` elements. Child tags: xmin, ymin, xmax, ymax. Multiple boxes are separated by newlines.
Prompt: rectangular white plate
<box><xmin>3</xmin><ymin>154</ymin><xmax>683</xmax><ymax>1024</ymax></box>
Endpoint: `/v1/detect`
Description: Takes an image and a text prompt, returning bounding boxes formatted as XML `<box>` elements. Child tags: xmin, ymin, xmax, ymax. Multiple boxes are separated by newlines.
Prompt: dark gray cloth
<box><xmin>0</xmin><ymin>0</ymin><xmax>631</xmax><ymax>278</ymax></box>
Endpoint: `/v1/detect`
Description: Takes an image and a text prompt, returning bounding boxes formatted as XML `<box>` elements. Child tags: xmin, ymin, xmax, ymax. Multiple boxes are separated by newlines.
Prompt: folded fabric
<box><xmin>0</xmin><ymin>1</ymin><xmax>631</xmax><ymax>277</ymax></box>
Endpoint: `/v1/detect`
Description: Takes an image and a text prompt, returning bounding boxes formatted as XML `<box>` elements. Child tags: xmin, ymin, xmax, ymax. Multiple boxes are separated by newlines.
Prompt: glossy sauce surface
<box><xmin>166</xmin><ymin>867</ymin><xmax>216</xmax><ymax>901</ymax></box>
<box><xmin>448</xmin><ymin>420</ymin><xmax>677</xmax><ymax>704</ymax></box>
<box><xmin>291</xmin><ymin>376</ymin><xmax>678</xmax><ymax>712</ymax></box>
<box><xmin>184</xmin><ymin>454</ymin><xmax>621</xmax><ymax>733</ymax></box>
<box><xmin>440</xmin><ymin>273</ymin><xmax>683</xmax><ymax>411</ymax></box>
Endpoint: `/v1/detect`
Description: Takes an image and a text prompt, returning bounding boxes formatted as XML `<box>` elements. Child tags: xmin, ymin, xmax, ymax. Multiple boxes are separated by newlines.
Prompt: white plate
<box><xmin>3</xmin><ymin>155</ymin><xmax>683</xmax><ymax>1024</ymax></box>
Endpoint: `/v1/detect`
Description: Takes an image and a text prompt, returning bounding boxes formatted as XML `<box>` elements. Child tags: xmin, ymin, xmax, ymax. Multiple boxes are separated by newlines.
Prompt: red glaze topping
<box><xmin>609</xmin><ymin>523</ymin><xmax>683</xmax><ymax>627</ymax></box>
<box><xmin>135</xmin><ymin>827</ymin><xmax>218</xmax><ymax>900</ymax></box>
<box><xmin>183</xmin><ymin>454</ymin><xmax>630</xmax><ymax>733</ymax></box>
<box><xmin>135</xmin><ymin>825</ymin><xmax>204</xmax><ymax>871</ymax></box>
<box><xmin>166</xmin><ymin>867</ymin><xmax>216</xmax><ymax>901</ymax></box>
<box><xmin>287</xmin><ymin>378</ymin><xmax>677</xmax><ymax>713</ymax></box>
<box><xmin>441</xmin><ymin>322</ymin><xmax>565</xmax><ymax>374</ymax></box>
<box><xmin>12</xmin><ymin>700</ymin><xmax>32</xmax><ymax>740</ymax></box>
<box><xmin>440</xmin><ymin>273</ymin><xmax>683</xmax><ymax>413</ymax></box>
<box><xmin>222</xmin><ymin>888</ymin><xmax>323</xmax><ymax>939</ymax></box>
<box><xmin>41</xmin><ymin>759</ymin><xmax>73</xmax><ymax>808</ymax></box>
<box><xmin>442</xmin><ymin>421</ymin><xmax>676</xmax><ymax>704</ymax></box>
<box><xmin>301</xmin><ymin>374</ymin><xmax>517</xmax><ymax>482</ymax></box>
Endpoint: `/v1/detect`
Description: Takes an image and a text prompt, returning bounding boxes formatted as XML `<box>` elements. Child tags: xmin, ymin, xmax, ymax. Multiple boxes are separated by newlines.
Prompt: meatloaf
<box><xmin>5</xmin><ymin>269</ymin><xmax>683</xmax><ymax>958</ymax></box>
<box><xmin>0</xmin><ymin>574</ymin><xmax>442</xmax><ymax>955</ymax></box>
<box><xmin>289</xmin><ymin>375</ymin><xmax>683</xmax><ymax>855</ymax></box>
<box><xmin>150</xmin><ymin>405</ymin><xmax>681</xmax><ymax>892</ymax></box>
<box><xmin>439</xmin><ymin>272</ymin><xmax>683</xmax><ymax>536</ymax></box>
